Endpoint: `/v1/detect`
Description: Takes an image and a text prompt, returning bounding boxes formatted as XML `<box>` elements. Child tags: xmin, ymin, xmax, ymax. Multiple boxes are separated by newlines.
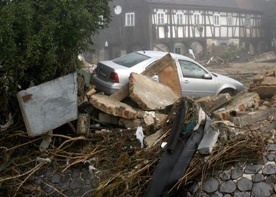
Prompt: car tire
<box><xmin>219</xmin><ymin>88</ymin><xmax>236</xmax><ymax>96</ymax></box>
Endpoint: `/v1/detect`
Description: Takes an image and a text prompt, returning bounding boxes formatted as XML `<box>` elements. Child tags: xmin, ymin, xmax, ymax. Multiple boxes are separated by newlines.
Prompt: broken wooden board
<box><xmin>17</xmin><ymin>73</ymin><xmax>78</xmax><ymax>136</ymax></box>
<box><xmin>110</xmin><ymin>53</ymin><xmax>175</xmax><ymax>101</ymax></box>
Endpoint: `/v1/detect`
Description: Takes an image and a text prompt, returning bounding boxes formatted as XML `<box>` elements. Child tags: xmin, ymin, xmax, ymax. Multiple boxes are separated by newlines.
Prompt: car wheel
<box><xmin>219</xmin><ymin>88</ymin><xmax>236</xmax><ymax>96</ymax></box>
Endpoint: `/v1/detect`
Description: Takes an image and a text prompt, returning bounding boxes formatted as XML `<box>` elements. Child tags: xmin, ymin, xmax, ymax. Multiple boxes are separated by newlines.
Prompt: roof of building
<box><xmin>146</xmin><ymin>0</ymin><xmax>267</xmax><ymax>12</ymax></box>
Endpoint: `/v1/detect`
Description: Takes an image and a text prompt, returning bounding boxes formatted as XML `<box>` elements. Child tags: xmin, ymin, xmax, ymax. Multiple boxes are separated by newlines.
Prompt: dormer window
<box><xmin>125</xmin><ymin>12</ymin><xmax>135</xmax><ymax>26</ymax></box>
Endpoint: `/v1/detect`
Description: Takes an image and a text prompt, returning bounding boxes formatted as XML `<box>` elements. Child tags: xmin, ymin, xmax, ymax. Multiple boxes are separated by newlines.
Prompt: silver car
<box><xmin>92</xmin><ymin>51</ymin><xmax>245</xmax><ymax>98</ymax></box>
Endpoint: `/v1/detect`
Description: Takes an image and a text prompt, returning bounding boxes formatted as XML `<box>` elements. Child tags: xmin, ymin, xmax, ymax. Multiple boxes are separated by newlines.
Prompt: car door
<box><xmin>177</xmin><ymin>60</ymin><xmax>217</xmax><ymax>97</ymax></box>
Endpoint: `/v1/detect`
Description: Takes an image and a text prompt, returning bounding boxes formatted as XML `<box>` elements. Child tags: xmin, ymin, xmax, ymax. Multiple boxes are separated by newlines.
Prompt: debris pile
<box><xmin>249</xmin><ymin>68</ymin><xmax>276</xmax><ymax>98</ymax></box>
<box><xmin>0</xmin><ymin>54</ymin><xmax>275</xmax><ymax>197</ymax></box>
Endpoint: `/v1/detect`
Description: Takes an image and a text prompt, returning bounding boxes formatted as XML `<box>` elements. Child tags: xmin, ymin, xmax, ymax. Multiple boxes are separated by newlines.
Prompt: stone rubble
<box><xmin>183</xmin><ymin>145</ymin><xmax>276</xmax><ymax>197</ymax></box>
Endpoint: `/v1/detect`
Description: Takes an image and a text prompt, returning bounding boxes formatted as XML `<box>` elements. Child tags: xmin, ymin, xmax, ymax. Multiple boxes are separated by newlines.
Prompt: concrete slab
<box><xmin>17</xmin><ymin>73</ymin><xmax>78</xmax><ymax>136</ymax></box>
<box><xmin>110</xmin><ymin>53</ymin><xmax>174</xmax><ymax>101</ymax></box>
<box><xmin>232</xmin><ymin>107</ymin><xmax>276</xmax><ymax>127</ymax></box>
<box><xmin>199</xmin><ymin>93</ymin><xmax>231</xmax><ymax>114</ymax></box>
<box><xmin>129</xmin><ymin>72</ymin><xmax>179</xmax><ymax>110</ymax></box>
<box><xmin>213</xmin><ymin>92</ymin><xmax>260</xmax><ymax>120</ymax></box>
<box><xmin>198</xmin><ymin>117</ymin><xmax>219</xmax><ymax>155</ymax></box>
<box><xmin>89</xmin><ymin>94</ymin><xmax>137</xmax><ymax>119</ymax></box>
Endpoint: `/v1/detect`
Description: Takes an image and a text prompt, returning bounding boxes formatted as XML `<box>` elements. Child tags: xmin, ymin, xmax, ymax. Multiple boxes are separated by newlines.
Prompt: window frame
<box><xmin>179</xmin><ymin>60</ymin><xmax>208</xmax><ymax>79</ymax></box>
<box><xmin>157</xmin><ymin>12</ymin><xmax>165</xmax><ymax>25</ymax></box>
<box><xmin>245</xmin><ymin>16</ymin><xmax>251</xmax><ymax>28</ymax></box>
<box><xmin>193</xmin><ymin>13</ymin><xmax>201</xmax><ymax>25</ymax></box>
<box><xmin>213</xmin><ymin>14</ymin><xmax>220</xmax><ymax>26</ymax></box>
<box><xmin>125</xmin><ymin>12</ymin><xmax>135</xmax><ymax>27</ymax></box>
<box><xmin>227</xmin><ymin>16</ymin><xmax>233</xmax><ymax>26</ymax></box>
<box><xmin>176</xmin><ymin>12</ymin><xmax>184</xmax><ymax>25</ymax></box>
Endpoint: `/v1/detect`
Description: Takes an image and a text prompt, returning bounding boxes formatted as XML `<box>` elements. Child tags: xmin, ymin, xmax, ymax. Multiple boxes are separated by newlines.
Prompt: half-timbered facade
<box><xmin>90</xmin><ymin>0</ymin><xmax>268</xmax><ymax>62</ymax></box>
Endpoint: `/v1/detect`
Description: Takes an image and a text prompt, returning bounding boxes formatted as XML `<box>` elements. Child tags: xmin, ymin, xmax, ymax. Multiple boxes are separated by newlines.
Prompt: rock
<box><xmin>263</xmin><ymin>164</ymin><xmax>276</xmax><ymax>175</ymax></box>
<box><xmin>237</xmin><ymin>177</ymin><xmax>253</xmax><ymax>191</ymax></box>
<box><xmin>231</xmin><ymin>167</ymin><xmax>243</xmax><ymax>180</ymax></box>
<box><xmin>51</xmin><ymin>174</ymin><xmax>61</xmax><ymax>184</ymax></box>
<box><xmin>233</xmin><ymin>191</ymin><xmax>251</xmax><ymax>197</ymax></box>
<box><xmin>220</xmin><ymin>170</ymin><xmax>231</xmax><ymax>181</ymax></box>
<box><xmin>244</xmin><ymin>164</ymin><xmax>262</xmax><ymax>174</ymax></box>
<box><xmin>220</xmin><ymin>180</ymin><xmax>237</xmax><ymax>193</ymax></box>
<box><xmin>202</xmin><ymin>177</ymin><xmax>220</xmax><ymax>194</ymax></box>
<box><xmin>252</xmin><ymin>182</ymin><xmax>273</xmax><ymax>197</ymax></box>
<box><xmin>252</xmin><ymin>174</ymin><xmax>265</xmax><ymax>183</ymax></box>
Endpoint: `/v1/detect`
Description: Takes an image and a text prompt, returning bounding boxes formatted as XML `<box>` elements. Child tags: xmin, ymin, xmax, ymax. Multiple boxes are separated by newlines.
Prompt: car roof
<box><xmin>136</xmin><ymin>50</ymin><xmax>196</xmax><ymax>62</ymax></box>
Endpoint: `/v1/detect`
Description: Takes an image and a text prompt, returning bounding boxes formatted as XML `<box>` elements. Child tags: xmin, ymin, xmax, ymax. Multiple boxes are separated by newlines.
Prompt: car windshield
<box><xmin>113</xmin><ymin>52</ymin><xmax>150</xmax><ymax>68</ymax></box>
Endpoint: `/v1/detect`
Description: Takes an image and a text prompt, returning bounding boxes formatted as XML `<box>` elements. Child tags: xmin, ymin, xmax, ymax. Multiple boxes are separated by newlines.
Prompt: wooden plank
<box><xmin>159</xmin><ymin>63</ymin><xmax>181</xmax><ymax>97</ymax></box>
<box><xmin>110</xmin><ymin>53</ymin><xmax>175</xmax><ymax>101</ymax></box>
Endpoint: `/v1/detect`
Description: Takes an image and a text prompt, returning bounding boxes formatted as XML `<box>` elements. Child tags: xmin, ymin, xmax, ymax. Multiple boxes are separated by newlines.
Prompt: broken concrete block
<box><xmin>251</xmin><ymin>86</ymin><xmax>276</xmax><ymax>99</ymax></box>
<box><xmin>17</xmin><ymin>73</ymin><xmax>78</xmax><ymax>136</ymax></box>
<box><xmin>213</xmin><ymin>92</ymin><xmax>260</xmax><ymax>120</ymax></box>
<box><xmin>249</xmin><ymin>68</ymin><xmax>276</xmax><ymax>98</ymax></box>
<box><xmin>110</xmin><ymin>53</ymin><xmax>175</xmax><ymax>101</ymax></box>
<box><xmin>86</xmin><ymin>86</ymin><xmax>96</xmax><ymax>98</ymax></box>
<box><xmin>89</xmin><ymin>94</ymin><xmax>137</xmax><ymax>119</ymax></box>
<box><xmin>98</xmin><ymin>113</ymin><xmax>118</xmax><ymax>125</ymax></box>
<box><xmin>154</xmin><ymin>113</ymin><xmax>167</xmax><ymax>128</ymax></box>
<box><xmin>232</xmin><ymin>107</ymin><xmax>276</xmax><ymax>127</ymax></box>
<box><xmin>158</xmin><ymin>63</ymin><xmax>181</xmax><ymax>96</ymax></box>
<box><xmin>198</xmin><ymin>129</ymin><xmax>219</xmax><ymax>155</ymax></box>
<box><xmin>118</xmin><ymin>118</ymin><xmax>143</xmax><ymax>129</ymax></box>
<box><xmin>199</xmin><ymin>93</ymin><xmax>231</xmax><ymax>114</ymax></box>
<box><xmin>77</xmin><ymin>113</ymin><xmax>90</xmax><ymax>134</ymax></box>
<box><xmin>198</xmin><ymin>117</ymin><xmax>219</xmax><ymax>155</ymax></box>
<box><xmin>143</xmin><ymin>111</ymin><xmax>155</xmax><ymax>126</ymax></box>
<box><xmin>129</xmin><ymin>72</ymin><xmax>179</xmax><ymax>110</ymax></box>
<box><xmin>144</xmin><ymin>129</ymin><xmax>164</xmax><ymax>148</ymax></box>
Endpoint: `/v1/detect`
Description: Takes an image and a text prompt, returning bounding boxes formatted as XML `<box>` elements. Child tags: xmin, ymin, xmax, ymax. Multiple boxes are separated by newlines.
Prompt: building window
<box><xmin>175</xmin><ymin>47</ymin><xmax>181</xmax><ymax>54</ymax></box>
<box><xmin>245</xmin><ymin>16</ymin><xmax>251</xmax><ymax>28</ymax></box>
<box><xmin>157</xmin><ymin>12</ymin><xmax>165</xmax><ymax>24</ymax></box>
<box><xmin>213</xmin><ymin>14</ymin><xmax>220</xmax><ymax>26</ymax></box>
<box><xmin>125</xmin><ymin>12</ymin><xmax>135</xmax><ymax>26</ymax></box>
<box><xmin>176</xmin><ymin>13</ymin><xmax>184</xmax><ymax>25</ymax></box>
<box><xmin>193</xmin><ymin>13</ymin><xmax>201</xmax><ymax>25</ymax></box>
<box><xmin>227</xmin><ymin>16</ymin><xmax>233</xmax><ymax>26</ymax></box>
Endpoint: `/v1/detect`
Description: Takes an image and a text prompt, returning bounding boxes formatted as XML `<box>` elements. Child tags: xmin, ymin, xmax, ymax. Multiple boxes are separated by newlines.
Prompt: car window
<box><xmin>145</xmin><ymin>60</ymin><xmax>157</xmax><ymax>70</ymax></box>
<box><xmin>113</xmin><ymin>52</ymin><xmax>150</xmax><ymax>68</ymax></box>
<box><xmin>179</xmin><ymin>60</ymin><xmax>207</xmax><ymax>78</ymax></box>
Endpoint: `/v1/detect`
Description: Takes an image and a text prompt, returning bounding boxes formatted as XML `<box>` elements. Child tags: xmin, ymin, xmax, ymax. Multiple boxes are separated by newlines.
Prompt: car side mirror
<box><xmin>203</xmin><ymin>73</ymin><xmax>212</xmax><ymax>79</ymax></box>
